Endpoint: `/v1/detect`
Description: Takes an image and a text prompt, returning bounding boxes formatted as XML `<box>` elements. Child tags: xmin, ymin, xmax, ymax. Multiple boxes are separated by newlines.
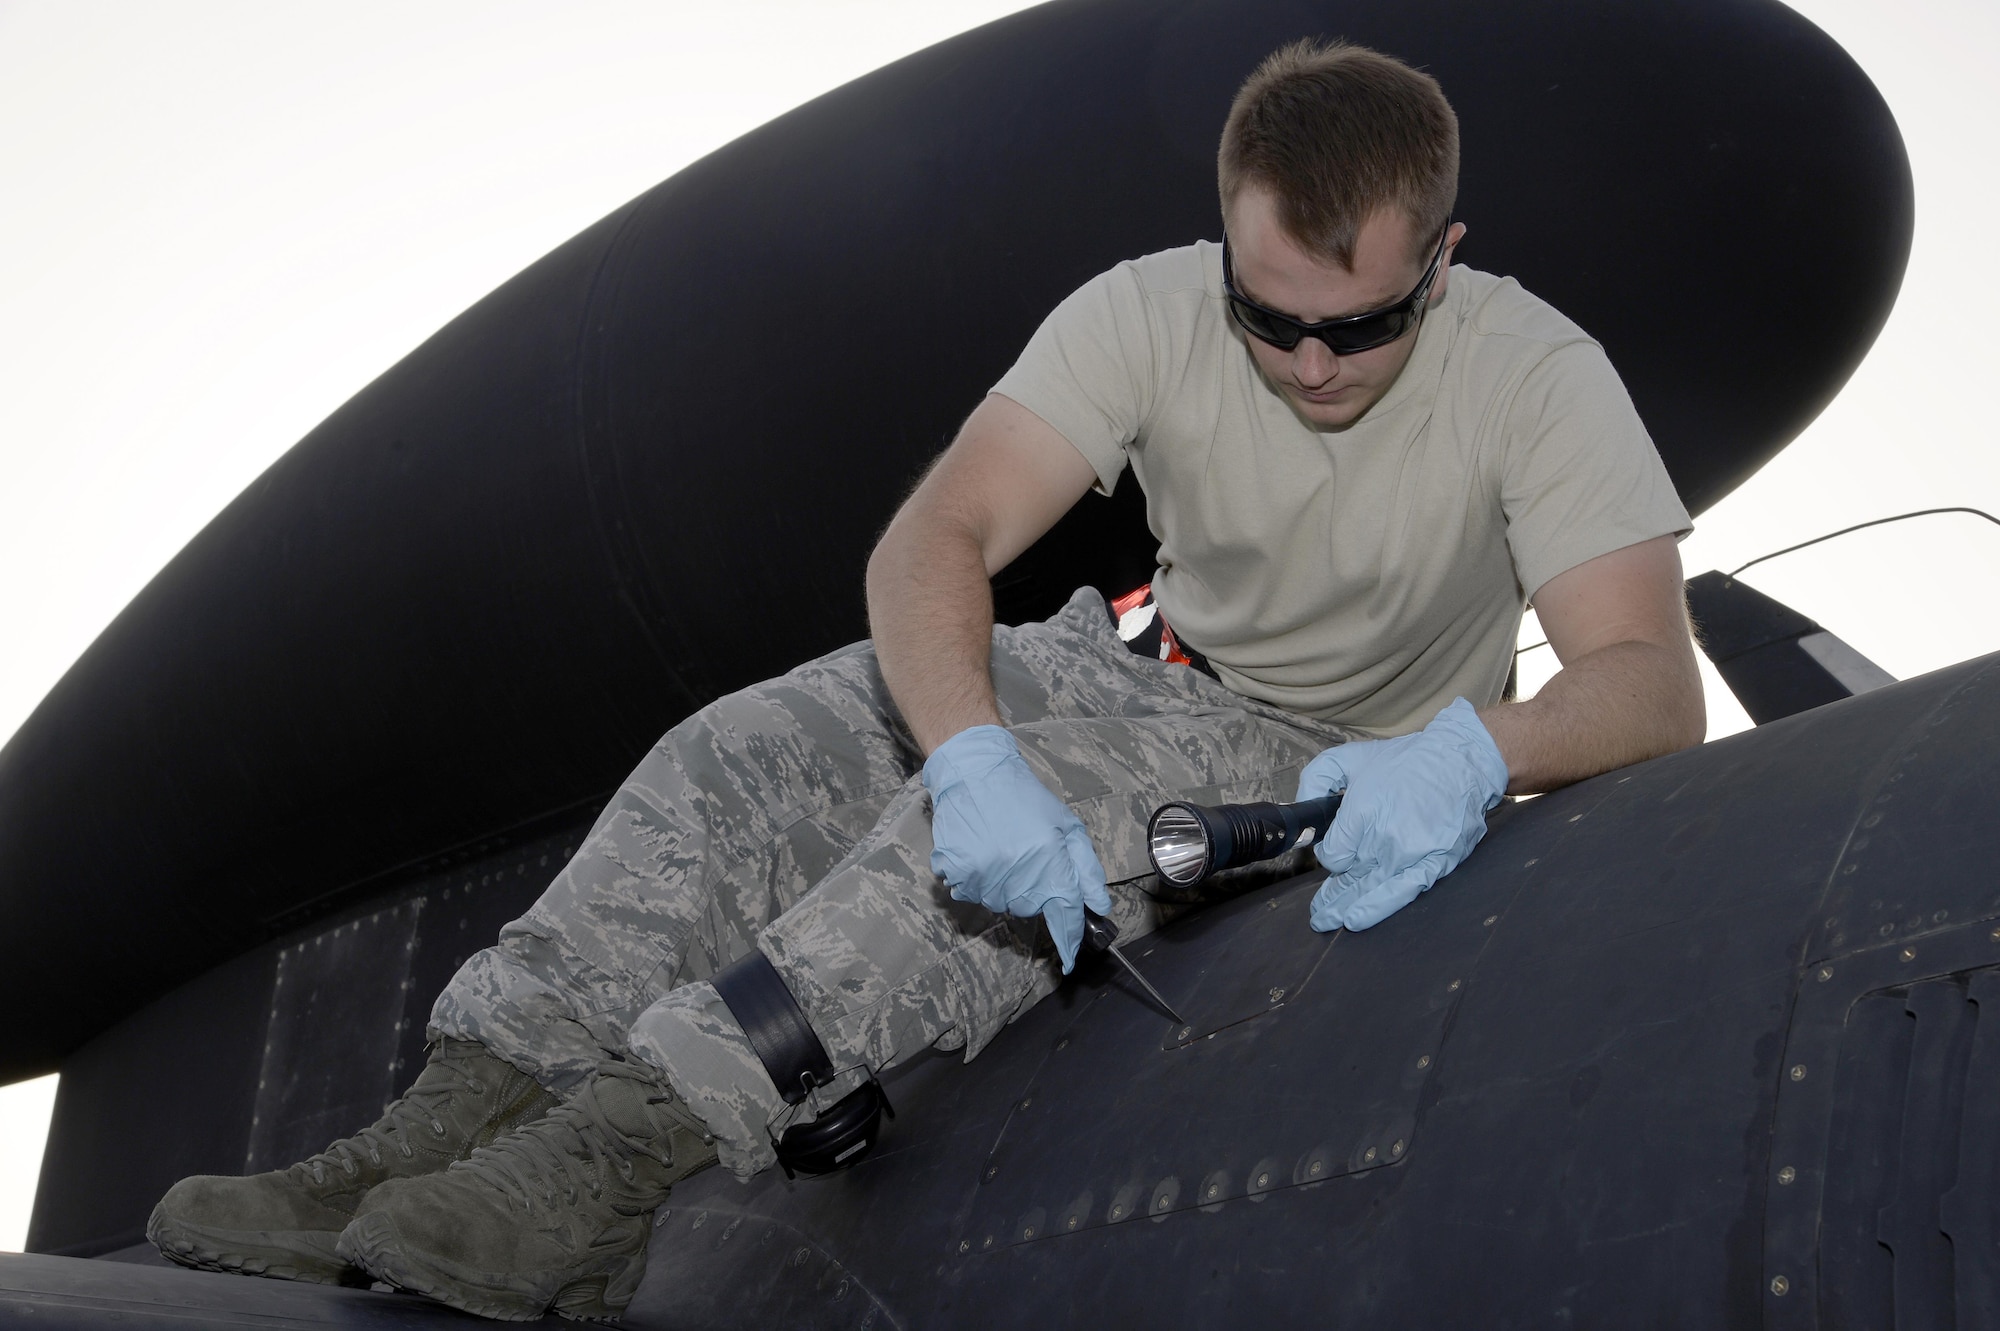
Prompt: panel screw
<box><xmin>958</xmin><ymin>1240</ymin><xmax>970</xmax><ymax>1253</ymax></box>
<box><xmin>982</xmin><ymin>1236</ymin><xmax>994</xmax><ymax>1250</ymax></box>
<box><xmin>1447</xmin><ymin>979</ymin><xmax>1463</xmax><ymax>993</ymax></box>
<box><xmin>1067</xmin><ymin>1216</ymin><xmax>1081</xmax><ymax>1230</ymax></box>
<box><xmin>1022</xmin><ymin>1226</ymin><xmax>1035</xmax><ymax>1239</ymax></box>
<box><xmin>1206</xmin><ymin>1183</ymin><xmax>1219</xmax><ymax>1198</ymax></box>
<box><xmin>1417</xmin><ymin>1054</ymin><xmax>1432</xmax><ymax>1069</ymax></box>
<box><xmin>1154</xmin><ymin>1194</ymin><xmax>1169</xmax><ymax>1211</ymax></box>
<box><xmin>985</xmin><ymin>1165</ymin><xmax>998</xmax><ymax>1180</ymax></box>
<box><xmin>1056</xmin><ymin>1038</ymin><xmax>1069</xmax><ymax>1050</ymax></box>
<box><xmin>1363</xmin><ymin>1147</ymin><xmax>1377</xmax><ymax>1163</ymax></box>
<box><xmin>1484</xmin><ymin>915</ymin><xmax>1498</xmax><ymax>926</ymax></box>
<box><xmin>1777</xmin><ymin>1166</ymin><xmax>1796</xmax><ymax>1186</ymax></box>
<box><xmin>1789</xmin><ymin>1064</ymin><xmax>1807</xmax><ymax>1082</ymax></box>
<box><xmin>1179</xmin><ymin>1026</ymin><xmax>1193</xmax><ymax>1040</ymax></box>
<box><xmin>1019</xmin><ymin>1098</ymin><xmax>1032</xmax><ymax>1111</ymax></box>
<box><xmin>1991</xmin><ymin>925</ymin><xmax>2000</xmax><ymax>942</ymax></box>
<box><xmin>1899</xmin><ymin>947</ymin><xmax>1916</xmax><ymax>962</ymax></box>
<box><xmin>1110</xmin><ymin>1205</ymin><xmax>1125</xmax><ymax>1220</ymax></box>
<box><xmin>1770</xmin><ymin>1276</ymin><xmax>1790</xmax><ymax>1296</ymax></box>
<box><xmin>1269</xmin><ymin>987</ymin><xmax>1286</xmax><ymax>1004</ymax></box>
<box><xmin>1309</xmin><ymin>1161</ymin><xmax>1324</xmax><ymax>1176</ymax></box>
<box><xmin>1391</xmin><ymin>1139</ymin><xmax>1406</xmax><ymax>1156</ymax></box>
<box><xmin>1257</xmin><ymin>1172</ymin><xmax>1271</xmax><ymax>1187</ymax></box>
<box><xmin>1816</xmin><ymin>967</ymin><xmax>1833</xmax><ymax>982</ymax></box>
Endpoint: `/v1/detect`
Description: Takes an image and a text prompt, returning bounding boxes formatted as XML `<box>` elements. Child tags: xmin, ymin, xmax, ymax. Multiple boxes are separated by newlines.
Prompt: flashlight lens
<box><xmin>1149</xmin><ymin>805</ymin><xmax>1211</xmax><ymax>885</ymax></box>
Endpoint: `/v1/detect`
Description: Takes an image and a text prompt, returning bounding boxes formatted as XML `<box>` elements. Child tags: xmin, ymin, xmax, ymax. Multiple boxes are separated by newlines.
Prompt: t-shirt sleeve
<box><xmin>989</xmin><ymin>263</ymin><xmax>1156</xmax><ymax>496</ymax></box>
<box><xmin>1499</xmin><ymin>341</ymin><xmax>1693</xmax><ymax>603</ymax></box>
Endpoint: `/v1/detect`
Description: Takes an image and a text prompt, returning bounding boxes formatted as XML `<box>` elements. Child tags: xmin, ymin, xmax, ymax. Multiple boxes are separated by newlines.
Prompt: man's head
<box><xmin>1218</xmin><ymin>41</ymin><xmax>1463</xmax><ymax>428</ymax></box>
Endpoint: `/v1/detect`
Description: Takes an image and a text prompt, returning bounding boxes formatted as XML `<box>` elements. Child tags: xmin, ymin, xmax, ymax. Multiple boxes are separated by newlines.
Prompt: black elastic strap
<box><xmin>710</xmin><ymin>948</ymin><xmax>835</xmax><ymax>1106</ymax></box>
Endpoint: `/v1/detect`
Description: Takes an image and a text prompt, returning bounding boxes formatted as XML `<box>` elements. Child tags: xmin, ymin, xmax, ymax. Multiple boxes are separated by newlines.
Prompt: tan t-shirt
<box><xmin>992</xmin><ymin>242</ymin><xmax>1691</xmax><ymax>737</ymax></box>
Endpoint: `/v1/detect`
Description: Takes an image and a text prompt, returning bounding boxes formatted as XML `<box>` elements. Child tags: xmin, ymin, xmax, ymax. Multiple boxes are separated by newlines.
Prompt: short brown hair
<box><xmin>1218</xmin><ymin>40</ymin><xmax>1459</xmax><ymax>268</ymax></box>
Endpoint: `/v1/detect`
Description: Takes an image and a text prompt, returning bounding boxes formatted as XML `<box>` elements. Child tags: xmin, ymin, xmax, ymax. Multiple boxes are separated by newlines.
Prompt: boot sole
<box><xmin>146</xmin><ymin>1204</ymin><xmax>351</xmax><ymax>1285</ymax></box>
<box><xmin>337</xmin><ymin>1210</ymin><xmax>640</xmax><ymax>1322</ymax></box>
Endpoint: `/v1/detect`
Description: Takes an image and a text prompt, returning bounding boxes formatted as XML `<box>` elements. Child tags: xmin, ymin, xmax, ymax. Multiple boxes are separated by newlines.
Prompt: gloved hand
<box><xmin>922</xmin><ymin>724</ymin><xmax>1113</xmax><ymax>974</ymax></box>
<box><xmin>1296</xmin><ymin>697</ymin><xmax>1509</xmax><ymax>933</ymax></box>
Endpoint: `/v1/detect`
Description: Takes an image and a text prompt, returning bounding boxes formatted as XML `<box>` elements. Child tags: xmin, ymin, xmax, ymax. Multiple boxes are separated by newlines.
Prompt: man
<box><xmin>149</xmin><ymin>40</ymin><xmax>1702</xmax><ymax>1320</ymax></box>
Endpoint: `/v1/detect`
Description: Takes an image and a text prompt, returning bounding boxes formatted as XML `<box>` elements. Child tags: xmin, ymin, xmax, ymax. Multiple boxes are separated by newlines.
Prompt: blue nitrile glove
<box><xmin>921</xmin><ymin>724</ymin><xmax>1113</xmax><ymax>974</ymax></box>
<box><xmin>1296</xmin><ymin>697</ymin><xmax>1510</xmax><ymax>933</ymax></box>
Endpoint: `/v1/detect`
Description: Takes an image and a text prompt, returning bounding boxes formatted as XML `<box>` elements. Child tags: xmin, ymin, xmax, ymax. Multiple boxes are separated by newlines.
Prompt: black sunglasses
<box><xmin>1221</xmin><ymin>220</ymin><xmax>1451</xmax><ymax>356</ymax></box>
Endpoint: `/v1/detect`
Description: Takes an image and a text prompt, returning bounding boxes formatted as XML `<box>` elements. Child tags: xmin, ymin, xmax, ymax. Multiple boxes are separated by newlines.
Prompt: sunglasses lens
<box><xmin>1228</xmin><ymin>297</ymin><xmax>1302</xmax><ymax>349</ymax></box>
<box><xmin>1318</xmin><ymin>308</ymin><xmax>1409</xmax><ymax>355</ymax></box>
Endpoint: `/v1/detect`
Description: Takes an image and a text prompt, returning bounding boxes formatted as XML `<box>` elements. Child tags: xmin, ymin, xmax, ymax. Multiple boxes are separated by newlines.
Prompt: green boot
<box><xmin>147</xmin><ymin>1039</ymin><xmax>558</xmax><ymax>1284</ymax></box>
<box><xmin>337</xmin><ymin>1060</ymin><xmax>719</xmax><ymax>1321</ymax></box>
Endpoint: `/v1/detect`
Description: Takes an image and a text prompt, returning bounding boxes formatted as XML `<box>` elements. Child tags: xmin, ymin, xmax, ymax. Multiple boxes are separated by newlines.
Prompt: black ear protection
<box><xmin>710</xmin><ymin>948</ymin><xmax>893</xmax><ymax>1179</ymax></box>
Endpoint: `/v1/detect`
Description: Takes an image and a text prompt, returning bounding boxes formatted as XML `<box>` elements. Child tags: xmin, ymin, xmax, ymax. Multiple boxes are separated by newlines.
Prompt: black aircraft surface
<box><xmin>6</xmin><ymin>0</ymin><xmax>1988</xmax><ymax>1326</ymax></box>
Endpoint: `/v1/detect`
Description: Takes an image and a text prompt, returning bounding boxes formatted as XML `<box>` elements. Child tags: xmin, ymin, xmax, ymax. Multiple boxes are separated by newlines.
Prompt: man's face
<box><xmin>1223</xmin><ymin>185</ymin><xmax>1463</xmax><ymax>429</ymax></box>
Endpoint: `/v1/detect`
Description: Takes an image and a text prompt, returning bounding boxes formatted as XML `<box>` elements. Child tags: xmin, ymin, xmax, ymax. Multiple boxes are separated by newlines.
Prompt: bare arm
<box><xmin>1477</xmin><ymin>535</ymin><xmax>1705</xmax><ymax>795</ymax></box>
<box><xmin>866</xmin><ymin>393</ymin><xmax>1100</xmax><ymax>756</ymax></box>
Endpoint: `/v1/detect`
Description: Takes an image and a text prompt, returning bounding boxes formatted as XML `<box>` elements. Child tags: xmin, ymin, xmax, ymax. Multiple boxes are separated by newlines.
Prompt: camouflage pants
<box><xmin>430</xmin><ymin>587</ymin><xmax>1354</xmax><ymax>1176</ymax></box>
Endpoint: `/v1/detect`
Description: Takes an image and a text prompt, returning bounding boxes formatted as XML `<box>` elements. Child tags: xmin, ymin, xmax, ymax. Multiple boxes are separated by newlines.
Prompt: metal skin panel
<box><xmin>0</xmin><ymin>0</ymin><xmax>1912</xmax><ymax>1081</ymax></box>
<box><xmin>245</xmin><ymin>903</ymin><xmax>423</xmax><ymax>1174</ymax></box>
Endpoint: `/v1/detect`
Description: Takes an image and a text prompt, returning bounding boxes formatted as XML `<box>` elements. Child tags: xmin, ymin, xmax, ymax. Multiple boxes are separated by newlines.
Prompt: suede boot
<box><xmin>147</xmin><ymin>1039</ymin><xmax>558</xmax><ymax>1284</ymax></box>
<box><xmin>337</xmin><ymin>1060</ymin><xmax>719</xmax><ymax>1321</ymax></box>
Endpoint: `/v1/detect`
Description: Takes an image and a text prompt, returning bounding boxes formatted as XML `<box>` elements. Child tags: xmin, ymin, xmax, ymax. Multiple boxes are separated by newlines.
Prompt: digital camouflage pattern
<box><xmin>431</xmin><ymin>588</ymin><xmax>1356</xmax><ymax>1174</ymax></box>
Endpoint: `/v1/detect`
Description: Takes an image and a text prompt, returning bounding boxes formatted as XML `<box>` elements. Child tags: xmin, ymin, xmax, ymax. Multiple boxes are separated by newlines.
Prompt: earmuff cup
<box><xmin>774</xmin><ymin>1079</ymin><xmax>896</xmax><ymax>1179</ymax></box>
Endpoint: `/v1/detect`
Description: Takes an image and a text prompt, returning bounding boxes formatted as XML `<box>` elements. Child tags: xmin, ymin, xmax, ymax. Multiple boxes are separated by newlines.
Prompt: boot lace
<box><xmin>298</xmin><ymin>1043</ymin><xmax>493</xmax><ymax>1184</ymax></box>
<box><xmin>456</xmin><ymin>1063</ymin><xmax>691</xmax><ymax>1212</ymax></box>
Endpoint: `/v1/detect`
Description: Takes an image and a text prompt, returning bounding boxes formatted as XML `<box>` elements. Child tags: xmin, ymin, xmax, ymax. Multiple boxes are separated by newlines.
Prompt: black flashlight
<box><xmin>1146</xmin><ymin>794</ymin><xmax>1343</xmax><ymax>888</ymax></box>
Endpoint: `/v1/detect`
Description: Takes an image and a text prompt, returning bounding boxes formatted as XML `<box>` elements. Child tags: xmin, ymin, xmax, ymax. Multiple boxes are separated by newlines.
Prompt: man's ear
<box><xmin>1430</xmin><ymin>220</ymin><xmax>1469</xmax><ymax>300</ymax></box>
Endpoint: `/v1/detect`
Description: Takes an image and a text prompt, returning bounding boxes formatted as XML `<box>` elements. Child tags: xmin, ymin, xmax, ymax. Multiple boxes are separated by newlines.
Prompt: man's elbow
<box><xmin>1661</xmin><ymin>659</ymin><xmax>1706</xmax><ymax>754</ymax></box>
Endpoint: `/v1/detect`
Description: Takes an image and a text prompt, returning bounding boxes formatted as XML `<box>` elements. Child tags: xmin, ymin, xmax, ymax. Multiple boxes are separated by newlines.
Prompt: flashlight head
<box><xmin>1147</xmin><ymin>802</ymin><xmax>1214</xmax><ymax>886</ymax></box>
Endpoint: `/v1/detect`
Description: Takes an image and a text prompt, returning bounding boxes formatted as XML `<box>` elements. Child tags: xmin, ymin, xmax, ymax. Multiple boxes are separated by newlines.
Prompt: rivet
<box><xmin>1447</xmin><ymin>979</ymin><xmax>1462</xmax><ymax>993</ymax></box>
<box><xmin>1777</xmin><ymin>1166</ymin><xmax>1796</xmax><ymax>1185</ymax></box>
<box><xmin>1484</xmin><ymin>915</ymin><xmax>1498</xmax><ymax>926</ymax></box>
<box><xmin>1568</xmin><ymin>814</ymin><xmax>1582</xmax><ymax>823</ymax></box>
<box><xmin>791</xmin><ymin>1246</ymin><xmax>809</xmax><ymax>1267</ymax></box>
<box><xmin>1770</xmin><ymin>1275</ymin><xmax>1790</xmax><ymax>1296</ymax></box>
<box><xmin>1899</xmin><ymin>947</ymin><xmax>1916</xmax><ymax>962</ymax></box>
<box><xmin>985</xmin><ymin>1166</ymin><xmax>998</xmax><ymax>1180</ymax></box>
<box><xmin>1992</xmin><ymin>925</ymin><xmax>2000</xmax><ymax>942</ymax></box>
<box><xmin>1363</xmin><ymin>1147</ymin><xmax>1378</xmax><ymax>1163</ymax></box>
<box><xmin>1268</xmin><ymin>899</ymin><xmax>1279</xmax><ymax>910</ymax></box>
<box><xmin>1789</xmin><ymin>1064</ymin><xmax>1807</xmax><ymax>1082</ymax></box>
<box><xmin>1816</xmin><ymin>967</ymin><xmax>1833</xmax><ymax>982</ymax></box>
<box><xmin>1257</xmin><ymin>1172</ymin><xmax>1271</xmax><ymax>1187</ymax></box>
<box><xmin>1309</xmin><ymin>1161</ymin><xmax>1324</xmax><ymax>1176</ymax></box>
<box><xmin>1056</xmin><ymin>1038</ymin><xmax>1069</xmax><ymax>1050</ymax></box>
<box><xmin>1269</xmin><ymin>987</ymin><xmax>1285</xmax><ymax>1003</ymax></box>
<box><xmin>1391</xmin><ymin>1139</ymin><xmax>1406</xmax><ymax>1156</ymax></box>
<box><xmin>1524</xmin><ymin>858</ymin><xmax>1539</xmax><ymax>867</ymax></box>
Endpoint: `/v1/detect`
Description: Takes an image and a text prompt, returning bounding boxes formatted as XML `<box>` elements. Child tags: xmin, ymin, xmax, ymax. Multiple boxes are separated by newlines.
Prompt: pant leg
<box><xmin>428</xmin><ymin>638</ymin><xmax>924</xmax><ymax>1091</ymax></box>
<box><xmin>627</xmin><ymin>589</ymin><xmax>1356</xmax><ymax>1176</ymax></box>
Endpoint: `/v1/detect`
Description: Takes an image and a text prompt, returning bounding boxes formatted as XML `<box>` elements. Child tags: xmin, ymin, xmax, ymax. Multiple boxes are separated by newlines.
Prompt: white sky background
<box><xmin>0</xmin><ymin>0</ymin><xmax>1995</xmax><ymax>1252</ymax></box>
